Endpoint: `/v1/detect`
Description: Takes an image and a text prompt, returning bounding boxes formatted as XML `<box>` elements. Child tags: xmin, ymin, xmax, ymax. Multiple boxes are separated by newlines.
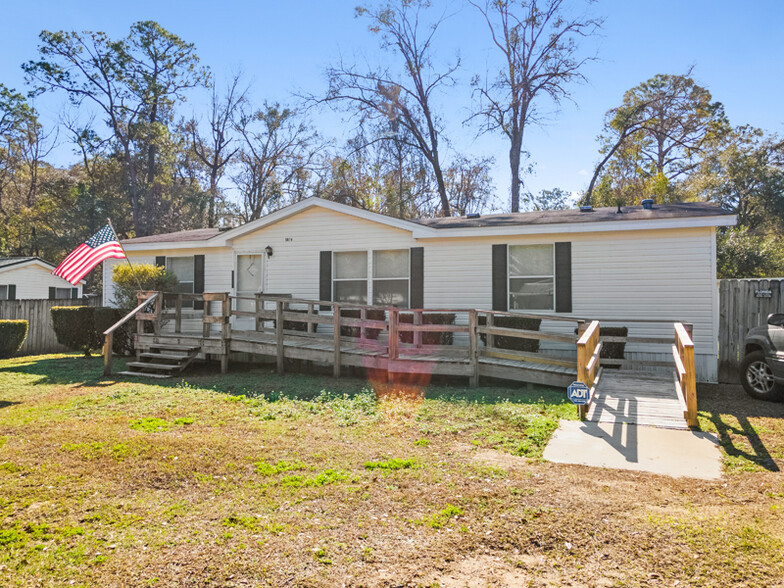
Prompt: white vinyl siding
<box><xmin>0</xmin><ymin>263</ymin><xmax>82</xmax><ymax>300</ymax></box>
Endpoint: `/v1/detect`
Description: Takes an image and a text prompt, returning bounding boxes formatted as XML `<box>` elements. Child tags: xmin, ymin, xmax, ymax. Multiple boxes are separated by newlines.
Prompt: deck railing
<box><xmin>102</xmin><ymin>291</ymin><xmax>159</xmax><ymax>376</ymax></box>
<box><xmin>576</xmin><ymin>320</ymin><xmax>602</xmax><ymax>419</ymax></box>
<box><xmin>673</xmin><ymin>322</ymin><xmax>698</xmax><ymax>427</ymax></box>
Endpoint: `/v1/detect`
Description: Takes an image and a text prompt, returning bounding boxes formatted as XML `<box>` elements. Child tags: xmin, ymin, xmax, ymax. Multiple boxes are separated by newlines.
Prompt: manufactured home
<box><xmin>102</xmin><ymin>197</ymin><xmax>735</xmax><ymax>383</ymax></box>
<box><xmin>0</xmin><ymin>257</ymin><xmax>84</xmax><ymax>300</ymax></box>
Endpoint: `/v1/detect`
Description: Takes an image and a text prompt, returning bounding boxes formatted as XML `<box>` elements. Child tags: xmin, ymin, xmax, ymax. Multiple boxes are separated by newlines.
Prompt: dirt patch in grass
<box><xmin>0</xmin><ymin>355</ymin><xmax>783</xmax><ymax>586</ymax></box>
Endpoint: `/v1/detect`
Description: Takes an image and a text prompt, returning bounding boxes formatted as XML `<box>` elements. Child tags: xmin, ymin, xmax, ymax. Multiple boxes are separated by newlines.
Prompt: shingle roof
<box><xmin>0</xmin><ymin>256</ymin><xmax>55</xmax><ymax>270</ymax></box>
<box><xmin>119</xmin><ymin>201</ymin><xmax>733</xmax><ymax>244</ymax></box>
<box><xmin>414</xmin><ymin>202</ymin><xmax>733</xmax><ymax>229</ymax></box>
<box><xmin>121</xmin><ymin>228</ymin><xmax>223</xmax><ymax>245</ymax></box>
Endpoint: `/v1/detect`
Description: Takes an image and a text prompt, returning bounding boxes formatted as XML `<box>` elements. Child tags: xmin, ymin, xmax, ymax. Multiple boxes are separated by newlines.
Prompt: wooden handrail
<box><xmin>103</xmin><ymin>292</ymin><xmax>159</xmax><ymax>376</ymax></box>
<box><xmin>674</xmin><ymin>322</ymin><xmax>698</xmax><ymax>427</ymax></box>
<box><xmin>576</xmin><ymin>320</ymin><xmax>601</xmax><ymax>420</ymax></box>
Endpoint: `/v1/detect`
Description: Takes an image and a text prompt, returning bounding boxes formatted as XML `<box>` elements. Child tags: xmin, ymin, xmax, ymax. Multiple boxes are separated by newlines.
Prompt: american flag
<box><xmin>53</xmin><ymin>224</ymin><xmax>126</xmax><ymax>285</ymax></box>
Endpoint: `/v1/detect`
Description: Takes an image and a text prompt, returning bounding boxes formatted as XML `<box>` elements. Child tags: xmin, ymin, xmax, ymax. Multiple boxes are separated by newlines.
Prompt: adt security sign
<box><xmin>567</xmin><ymin>381</ymin><xmax>590</xmax><ymax>405</ymax></box>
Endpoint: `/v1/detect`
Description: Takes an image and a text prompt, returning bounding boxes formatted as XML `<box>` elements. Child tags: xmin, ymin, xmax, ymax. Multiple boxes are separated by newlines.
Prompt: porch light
<box><xmin>265</xmin><ymin>245</ymin><xmax>273</xmax><ymax>257</ymax></box>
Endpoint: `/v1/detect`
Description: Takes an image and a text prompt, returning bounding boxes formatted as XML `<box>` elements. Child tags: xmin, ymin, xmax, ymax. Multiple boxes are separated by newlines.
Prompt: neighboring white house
<box><xmin>0</xmin><ymin>257</ymin><xmax>84</xmax><ymax>300</ymax></box>
<box><xmin>102</xmin><ymin>197</ymin><xmax>736</xmax><ymax>382</ymax></box>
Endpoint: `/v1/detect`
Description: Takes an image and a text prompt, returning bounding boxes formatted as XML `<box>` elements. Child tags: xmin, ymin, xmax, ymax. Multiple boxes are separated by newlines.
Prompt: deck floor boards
<box><xmin>587</xmin><ymin>370</ymin><xmax>687</xmax><ymax>429</ymax></box>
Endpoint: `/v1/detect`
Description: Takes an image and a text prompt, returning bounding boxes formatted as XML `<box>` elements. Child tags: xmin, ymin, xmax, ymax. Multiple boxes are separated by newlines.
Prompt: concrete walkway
<box><xmin>543</xmin><ymin>420</ymin><xmax>722</xmax><ymax>480</ymax></box>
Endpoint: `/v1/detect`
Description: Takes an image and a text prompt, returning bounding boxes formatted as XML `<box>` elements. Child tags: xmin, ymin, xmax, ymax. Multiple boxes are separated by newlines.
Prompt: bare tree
<box><xmin>233</xmin><ymin>103</ymin><xmax>322</xmax><ymax>221</ymax></box>
<box><xmin>322</xmin><ymin>0</ymin><xmax>458</xmax><ymax>216</ymax></box>
<box><xmin>469</xmin><ymin>0</ymin><xmax>601</xmax><ymax>212</ymax></box>
<box><xmin>186</xmin><ymin>74</ymin><xmax>247</xmax><ymax>227</ymax></box>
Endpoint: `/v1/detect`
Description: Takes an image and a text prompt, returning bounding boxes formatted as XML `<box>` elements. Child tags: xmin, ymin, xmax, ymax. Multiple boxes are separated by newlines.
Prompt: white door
<box><xmin>235</xmin><ymin>254</ymin><xmax>263</xmax><ymax>325</ymax></box>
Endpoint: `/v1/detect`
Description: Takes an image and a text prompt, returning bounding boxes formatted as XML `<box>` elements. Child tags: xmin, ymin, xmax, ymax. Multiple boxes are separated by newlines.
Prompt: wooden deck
<box><xmin>103</xmin><ymin>292</ymin><xmax>700</xmax><ymax>430</ymax></box>
<box><xmin>586</xmin><ymin>370</ymin><xmax>689</xmax><ymax>429</ymax></box>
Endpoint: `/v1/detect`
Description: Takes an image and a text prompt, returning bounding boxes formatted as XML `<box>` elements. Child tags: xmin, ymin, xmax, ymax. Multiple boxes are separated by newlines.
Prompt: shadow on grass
<box><xmin>698</xmin><ymin>383</ymin><xmax>783</xmax><ymax>472</ymax></box>
<box><xmin>0</xmin><ymin>354</ymin><xmax>571</xmax><ymax>409</ymax></box>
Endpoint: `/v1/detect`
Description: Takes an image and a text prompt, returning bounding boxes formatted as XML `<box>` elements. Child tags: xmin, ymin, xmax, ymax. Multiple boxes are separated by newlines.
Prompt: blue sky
<box><xmin>1</xmin><ymin>0</ymin><xmax>782</xmax><ymax>210</ymax></box>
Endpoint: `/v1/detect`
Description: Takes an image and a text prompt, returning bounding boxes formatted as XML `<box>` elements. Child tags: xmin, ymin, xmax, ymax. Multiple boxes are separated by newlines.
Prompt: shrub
<box><xmin>0</xmin><ymin>320</ymin><xmax>28</xmax><ymax>359</ymax></box>
<box><xmin>399</xmin><ymin>312</ymin><xmax>456</xmax><ymax>346</ymax></box>
<box><xmin>51</xmin><ymin>307</ymin><xmax>101</xmax><ymax>357</ymax></box>
<box><xmin>112</xmin><ymin>263</ymin><xmax>178</xmax><ymax>310</ymax></box>
<box><xmin>479</xmin><ymin>315</ymin><xmax>541</xmax><ymax>353</ymax></box>
<box><xmin>598</xmin><ymin>326</ymin><xmax>627</xmax><ymax>369</ymax></box>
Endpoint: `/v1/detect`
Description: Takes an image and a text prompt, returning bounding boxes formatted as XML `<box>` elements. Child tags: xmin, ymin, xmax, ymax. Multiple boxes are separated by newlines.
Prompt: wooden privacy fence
<box><xmin>0</xmin><ymin>298</ymin><xmax>99</xmax><ymax>356</ymax></box>
<box><xmin>719</xmin><ymin>278</ymin><xmax>784</xmax><ymax>382</ymax></box>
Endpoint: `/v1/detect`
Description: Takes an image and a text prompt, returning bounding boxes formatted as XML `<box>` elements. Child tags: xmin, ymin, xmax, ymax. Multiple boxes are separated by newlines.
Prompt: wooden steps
<box><xmin>119</xmin><ymin>343</ymin><xmax>200</xmax><ymax>379</ymax></box>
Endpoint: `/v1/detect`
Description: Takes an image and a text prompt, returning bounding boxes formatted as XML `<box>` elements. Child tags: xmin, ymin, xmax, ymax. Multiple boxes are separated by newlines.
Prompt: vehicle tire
<box><xmin>740</xmin><ymin>351</ymin><xmax>784</xmax><ymax>401</ymax></box>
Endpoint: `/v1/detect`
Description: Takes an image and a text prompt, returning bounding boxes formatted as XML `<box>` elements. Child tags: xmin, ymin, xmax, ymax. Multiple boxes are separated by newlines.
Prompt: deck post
<box><xmin>360</xmin><ymin>307</ymin><xmax>367</xmax><ymax>341</ymax></box>
<box><xmin>388</xmin><ymin>308</ymin><xmax>399</xmax><ymax>360</ymax></box>
<box><xmin>202</xmin><ymin>293</ymin><xmax>211</xmax><ymax>339</ymax></box>
<box><xmin>175</xmin><ymin>294</ymin><xmax>182</xmax><ymax>334</ymax></box>
<box><xmin>468</xmin><ymin>310</ymin><xmax>479</xmax><ymax>387</ymax></box>
<box><xmin>307</xmin><ymin>303</ymin><xmax>316</xmax><ymax>334</ymax></box>
<box><xmin>255</xmin><ymin>293</ymin><xmax>263</xmax><ymax>331</ymax></box>
<box><xmin>221</xmin><ymin>293</ymin><xmax>231</xmax><ymax>374</ymax></box>
<box><xmin>486</xmin><ymin>312</ymin><xmax>494</xmax><ymax>350</ymax></box>
<box><xmin>153</xmin><ymin>291</ymin><xmax>162</xmax><ymax>336</ymax></box>
<box><xmin>387</xmin><ymin>307</ymin><xmax>399</xmax><ymax>384</ymax></box>
<box><xmin>103</xmin><ymin>332</ymin><xmax>113</xmax><ymax>376</ymax></box>
<box><xmin>414</xmin><ymin>310</ymin><xmax>423</xmax><ymax>348</ymax></box>
<box><xmin>276</xmin><ymin>299</ymin><xmax>285</xmax><ymax>375</ymax></box>
<box><xmin>333</xmin><ymin>304</ymin><xmax>341</xmax><ymax>378</ymax></box>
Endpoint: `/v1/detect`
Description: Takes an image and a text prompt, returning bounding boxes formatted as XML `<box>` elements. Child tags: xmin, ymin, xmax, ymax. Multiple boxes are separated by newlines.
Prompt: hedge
<box><xmin>51</xmin><ymin>306</ymin><xmax>132</xmax><ymax>357</ymax></box>
<box><xmin>479</xmin><ymin>315</ymin><xmax>542</xmax><ymax>353</ymax></box>
<box><xmin>399</xmin><ymin>312</ymin><xmax>456</xmax><ymax>346</ymax></box>
<box><xmin>0</xmin><ymin>320</ymin><xmax>28</xmax><ymax>359</ymax></box>
<box><xmin>51</xmin><ymin>307</ymin><xmax>101</xmax><ymax>357</ymax></box>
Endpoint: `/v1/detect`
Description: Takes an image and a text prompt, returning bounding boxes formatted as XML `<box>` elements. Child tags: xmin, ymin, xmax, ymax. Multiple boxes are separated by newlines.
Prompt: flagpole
<box><xmin>106</xmin><ymin>218</ymin><xmax>144</xmax><ymax>294</ymax></box>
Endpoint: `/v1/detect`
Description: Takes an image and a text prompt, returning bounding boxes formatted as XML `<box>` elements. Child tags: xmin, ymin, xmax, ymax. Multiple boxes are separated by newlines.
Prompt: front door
<box><xmin>235</xmin><ymin>254</ymin><xmax>263</xmax><ymax>326</ymax></box>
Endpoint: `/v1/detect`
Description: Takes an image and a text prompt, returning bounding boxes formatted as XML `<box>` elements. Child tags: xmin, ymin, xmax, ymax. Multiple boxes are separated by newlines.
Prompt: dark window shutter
<box><xmin>231</xmin><ymin>270</ymin><xmax>235</xmax><ymax>290</ymax></box>
<box><xmin>193</xmin><ymin>255</ymin><xmax>205</xmax><ymax>310</ymax></box>
<box><xmin>319</xmin><ymin>251</ymin><xmax>332</xmax><ymax>310</ymax></box>
<box><xmin>155</xmin><ymin>256</ymin><xmax>166</xmax><ymax>268</ymax></box>
<box><xmin>555</xmin><ymin>242</ymin><xmax>572</xmax><ymax>313</ymax></box>
<box><xmin>49</xmin><ymin>287</ymin><xmax>56</xmax><ymax>300</ymax></box>
<box><xmin>410</xmin><ymin>247</ymin><xmax>424</xmax><ymax>309</ymax></box>
<box><xmin>71</xmin><ymin>288</ymin><xmax>79</xmax><ymax>299</ymax></box>
<box><xmin>491</xmin><ymin>244</ymin><xmax>508</xmax><ymax>311</ymax></box>
<box><xmin>8</xmin><ymin>285</ymin><xmax>16</xmax><ymax>300</ymax></box>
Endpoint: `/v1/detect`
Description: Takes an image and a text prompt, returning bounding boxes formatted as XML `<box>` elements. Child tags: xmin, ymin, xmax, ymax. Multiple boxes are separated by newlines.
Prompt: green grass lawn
<box><xmin>0</xmin><ymin>354</ymin><xmax>782</xmax><ymax>587</ymax></box>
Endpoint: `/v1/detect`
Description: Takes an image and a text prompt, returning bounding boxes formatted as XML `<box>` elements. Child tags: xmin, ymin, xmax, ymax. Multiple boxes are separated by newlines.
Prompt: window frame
<box><xmin>330</xmin><ymin>249</ymin><xmax>412</xmax><ymax>308</ymax></box>
<box><xmin>54</xmin><ymin>287</ymin><xmax>73</xmax><ymax>300</ymax></box>
<box><xmin>371</xmin><ymin>249</ymin><xmax>410</xmax><ymax>308</ymax></box>
<box><xmin>332</xmin><ymin>250</ymin><xmax>369</xmax><ymax>305</ymax></box>
<box><xmin>507</xmin><ymin>243</ymin><xmax>556</xmax><ymax>312</ymax></box>
<box><xmin>166</xmin><ymin>256</ymin><xmax>196</xmax><ymax>308</ymax></box>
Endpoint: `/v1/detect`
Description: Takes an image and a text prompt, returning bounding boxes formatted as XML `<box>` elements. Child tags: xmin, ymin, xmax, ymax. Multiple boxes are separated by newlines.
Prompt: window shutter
<box><xmin>319</xmin><ymin>251</ymin><xmax>332</xmax><ymax>310</ymax></box>
<box><xmin>49</xmin><ymin>287</ymin><xmax>56</xmax><ymax>300</ymax></box>
<box><xmin>193</xmin><ymin>255</ymin><xmax>205</xmax><ymax>310</ymax></box>
<box><xmin>71</xmin><ymin>288</ymin><xmax>79</xmax><ymax>299</ymax></box>
<box><xmin>8</xmin><ymin>285</ymin><xmax>16</xmax><ymax>300</ymax></box>
<box><xmin>155</xmin><ymin>256</ymin><xmax>166</xmax><ymax>268</ymax></box>
<box><xmin>554</xmin><ymin>242</ymin><xmax>572</xmax><ymax>313</ymax></box>
<box><xmin>491</xmin><ymin>244</ymin><xmax>508</xmax><ymax>311</ymax></box>
<box><xmin>410</xmin><ymin>247</ymin><xmax>424</xmax><ymax>309</ymax></box>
